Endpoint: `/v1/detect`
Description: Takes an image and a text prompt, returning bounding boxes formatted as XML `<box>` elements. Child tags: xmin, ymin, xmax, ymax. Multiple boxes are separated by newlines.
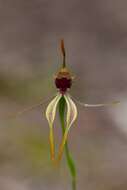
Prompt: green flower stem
<box><xmin>59</xmin><ymin>96</ymin><xmax>76</xmax><ymax>190</ymax></box>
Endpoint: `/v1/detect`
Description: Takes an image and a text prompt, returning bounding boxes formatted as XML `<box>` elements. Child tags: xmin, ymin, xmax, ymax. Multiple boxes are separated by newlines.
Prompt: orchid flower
<box><xmin>45</xmin><ymin>40</ymin><xmax>119</xmax><ymax>162</ymax></box>
<box><xmin>8</xmin><ymin>40</ymin><xmax>119</xmax><ymax>164</ymax></box>
<box><xmin>46</xmin><ymin>40</ymin><xmax>78</xmax><ymax>162</ymax></box>
<box><xmin>6</xmin><ymin>39</ymin><xmax>119</xmax><ymax>190</ymax></box>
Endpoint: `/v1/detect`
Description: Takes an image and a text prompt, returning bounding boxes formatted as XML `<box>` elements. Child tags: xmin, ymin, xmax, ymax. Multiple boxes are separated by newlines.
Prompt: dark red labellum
<box><xmin>55</xmin><ymin>77</ymin><xmax>72</xmax><ymax>94</ymax></box>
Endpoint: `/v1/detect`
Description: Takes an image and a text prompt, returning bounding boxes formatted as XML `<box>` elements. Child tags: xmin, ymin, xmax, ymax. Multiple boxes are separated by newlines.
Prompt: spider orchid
<box><xmin>46</xmin><ymin>40</ymin><xmax>77</xmax><ymax>162</ymax></box>
<box><xmin>45</xmin><ymin>40</ymin><xmax>120</xmax><ymax>162</ymax></box>
<box><xmin>7</xmin><ymin>40</ymin><xmax>119</xmax><ymax>163</ymax></box>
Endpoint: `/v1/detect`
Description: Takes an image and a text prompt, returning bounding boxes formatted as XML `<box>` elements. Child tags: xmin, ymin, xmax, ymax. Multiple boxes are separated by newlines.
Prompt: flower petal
<box><xmin>46</xmin><ymin>93</ymin><xmax>62</xmax><ymax>128</ymax></box>
<box><xmin>46</xmin><ymin>93</ymin><xmax>62</xmax><ymax>161</ymax></box>
<box><xmin>64</xmin><ymin>93</ymin><xmax>78</xmax><ymax>130</ymax></box>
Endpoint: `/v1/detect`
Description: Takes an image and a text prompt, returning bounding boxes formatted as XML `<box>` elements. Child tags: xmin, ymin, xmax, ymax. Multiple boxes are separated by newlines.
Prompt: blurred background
<box><xmin>0</xmin><ymin>0</ymin><xmax>127</xmax><ymax>189</ymax></box>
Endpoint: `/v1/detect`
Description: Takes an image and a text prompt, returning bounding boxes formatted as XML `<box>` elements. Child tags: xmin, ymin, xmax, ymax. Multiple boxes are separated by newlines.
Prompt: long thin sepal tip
<box><xmin>49</xmin><ymin>129</ymin><xmax>55</xmax><ymax>161</ymax></box>
<box><xmin>57</xmin><ymin>130</ymin><xmax>68</xmax><ymax>163</ymax></box>
<box><xmin>61</xmin><ymin>39</ymin><xmax>65</xmax><ymax>57</ymax></box>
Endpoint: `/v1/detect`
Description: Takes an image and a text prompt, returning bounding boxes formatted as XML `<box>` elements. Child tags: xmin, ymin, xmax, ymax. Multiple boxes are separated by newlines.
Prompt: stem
<box><xmin>59</xmin><ymin>96</ymin><xmax>76</xmax><ymax>190</ymax></box>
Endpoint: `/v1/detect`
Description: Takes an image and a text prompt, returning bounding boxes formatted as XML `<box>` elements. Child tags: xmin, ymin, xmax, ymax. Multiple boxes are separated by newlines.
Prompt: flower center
<box><xmin>55</xmin><ymin>67</ymin><xmax>72</xmax><ymax>94</ymax></box>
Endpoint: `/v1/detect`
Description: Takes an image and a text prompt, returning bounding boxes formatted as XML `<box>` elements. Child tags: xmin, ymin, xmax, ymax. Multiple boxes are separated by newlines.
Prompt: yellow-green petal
<box><xmin>46</xmin><ymin>93</ymin><xmax>62</xmax><ymax>128</ymax></box>
<box><xmin>46</xmin><ymin>93</ymin><xmax>62</xmax><ymax>161</ymax></box>
<box><xmin>64</xmin><ymin>94</ymin><xmax>78</xmax><ymax>130</ymax></box>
